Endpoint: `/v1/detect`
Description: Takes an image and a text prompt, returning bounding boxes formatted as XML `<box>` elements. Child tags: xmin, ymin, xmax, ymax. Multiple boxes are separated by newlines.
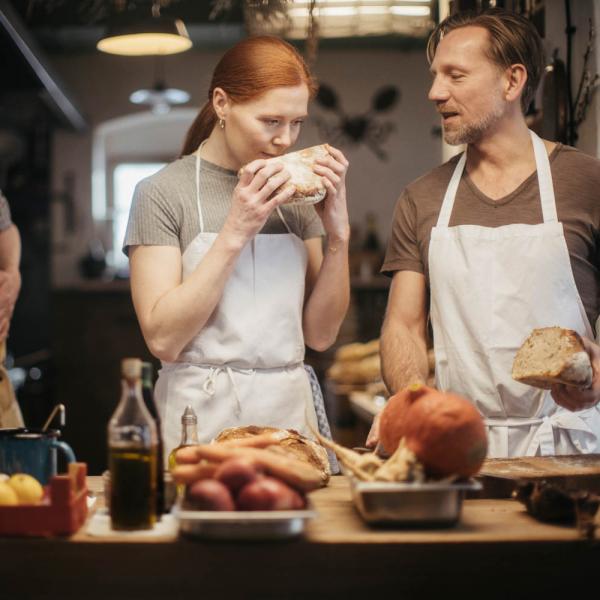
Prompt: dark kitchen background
<box><xmin>0</xmin><ymin>0</ymin><xmax>598</xmax><ymax>474</ymax></box>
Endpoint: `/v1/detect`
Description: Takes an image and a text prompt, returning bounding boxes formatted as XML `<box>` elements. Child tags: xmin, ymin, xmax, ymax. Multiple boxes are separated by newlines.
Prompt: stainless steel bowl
<box><xmin>350</xmin><ymin>478</ymin><xmax>482</xmax><ymax>526</ymax></box>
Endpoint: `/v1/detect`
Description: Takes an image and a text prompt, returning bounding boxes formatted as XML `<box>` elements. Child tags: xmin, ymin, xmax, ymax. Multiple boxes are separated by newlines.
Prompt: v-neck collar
<box><xmin>462</xmin><ymin>143</ymin><xmax>562</xmax><ymax>207</ymax></box>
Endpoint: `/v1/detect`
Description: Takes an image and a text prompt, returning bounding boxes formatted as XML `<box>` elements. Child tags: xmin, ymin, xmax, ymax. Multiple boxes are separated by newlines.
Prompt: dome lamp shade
<box><xmin>97</xmin><ymin>14</ymin><xmax>192</xmax><ymax>56</ymax></box>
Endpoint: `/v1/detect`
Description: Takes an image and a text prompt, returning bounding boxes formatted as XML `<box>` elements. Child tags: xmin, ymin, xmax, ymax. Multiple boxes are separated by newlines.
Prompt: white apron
<box><xmin>155</xmin><ymin>153</ymin><xmax>319</xmax><ymax>457</ymax></box>
<box><xmin>429</xmin><ymin>130</ymin><xmax>600</xmax><ymax>458</ymax></box>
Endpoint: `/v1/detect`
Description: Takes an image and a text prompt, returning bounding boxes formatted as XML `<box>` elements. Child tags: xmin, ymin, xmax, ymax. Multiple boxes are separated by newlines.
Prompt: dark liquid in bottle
<box><xmin>109</xmin><ymin>445</ymin><xmax>157</xmax><ymax>530</ymax></box>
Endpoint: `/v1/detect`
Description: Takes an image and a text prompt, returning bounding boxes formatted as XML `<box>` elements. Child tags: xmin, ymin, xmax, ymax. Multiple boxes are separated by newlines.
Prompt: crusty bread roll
<box><xmin>334</xmin><ymin>339</ymin><xmax>379</xmax><ymax>362</ymax></box>
<box><xmin>512</xmin><ymin>326</ymin><xmax>593</xmax><ymax>389</ymax></box>
<box><xmin>327</xmin><ymin>353</ymin><xmax>381</xmax><ymax>385</ymax></box>
<box><xmin>241</xmin><ymin>144</ymin><xmax>330</xmax><ymax>205</ymax></box>
<box><xmin>214</xmin><ymin>425</ymin><xmax>331</xmax><ymax>481</ymax></box>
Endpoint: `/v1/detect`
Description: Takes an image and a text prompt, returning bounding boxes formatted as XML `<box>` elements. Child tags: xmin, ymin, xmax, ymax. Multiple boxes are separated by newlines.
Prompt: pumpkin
<box><xmin>378</xmin><ymin>383</ymin><xmax>431</xmax><ymax>456</ymax></box>
<box><xmin>380</xmin><ymin>384</ymin><xmax>488</xmax><ymax>478</ymax></box>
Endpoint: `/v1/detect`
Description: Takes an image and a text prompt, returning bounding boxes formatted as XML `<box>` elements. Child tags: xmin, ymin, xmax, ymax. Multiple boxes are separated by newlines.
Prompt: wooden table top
<box><xmin>1</xmin><ymin>475</ymin><xmax>598</xmax><ymax>599</ymax></box>
<box><xmin>74</xmin><ymin>475</ymin><xmax>591</xmax><ymax>545</ymax></box>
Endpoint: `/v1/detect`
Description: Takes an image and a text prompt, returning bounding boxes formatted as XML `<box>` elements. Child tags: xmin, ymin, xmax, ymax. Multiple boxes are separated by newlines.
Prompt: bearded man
<box><xmin>370</xmin><ymin>8</ymin><xmax>600</xmax><ymax>458</ymax></box>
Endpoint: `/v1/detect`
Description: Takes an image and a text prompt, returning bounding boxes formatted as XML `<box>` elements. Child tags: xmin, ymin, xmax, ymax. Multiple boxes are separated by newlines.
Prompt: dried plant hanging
<box><xmin>564</xmin><ymin>1</ymin><xmax>599</xmax><ymax>146</ymax></box>
<box><xmin>571</xmin><ymin>19</ymin><xmax>599</xmax><ymax>143</ymax></box>
<box><xmin>305</xmin><ymin>0</ymin><xmax>319</xmax><ymax>67</ymax></box>
<box><xmin>240</xmin><ymin>0</ymin><xmax>291</xmax><ymax>36</ymax></box>
<box><xmin>213</xmin><ymin>1</ymin><xmax>320</xmax><ymax>67</ymax></box>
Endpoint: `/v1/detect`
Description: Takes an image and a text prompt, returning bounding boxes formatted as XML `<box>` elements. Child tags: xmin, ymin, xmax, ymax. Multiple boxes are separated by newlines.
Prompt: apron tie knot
<box><xmin>201</xmin><ymin>366</ymin><xmax>255</xmax><ymax>417</ymax></box>
<box><xmin>526</xmin><ymin>410</ymin><xmax>598</xmax><ymax>456</ymax></box>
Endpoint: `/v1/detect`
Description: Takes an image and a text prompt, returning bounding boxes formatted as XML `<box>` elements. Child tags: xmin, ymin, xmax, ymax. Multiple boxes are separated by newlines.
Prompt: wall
<box><xmin>49</xmin><ymin>45</ymin><xmax>440</xmax><ymax>287</ymax></box>
<box><xmin>596</xmin><ymin>0</ymin><xmax>600</xmax><ymax>158</ymax></box>
<box><xmin>49</xmin><ymin>2</ymin><xmax>600</xmax><ymax>288</ymax></box>
<box><xmin>545</xmin><ymin>0</ymin><xmax>598</xmax><ymax>155</ymax></box>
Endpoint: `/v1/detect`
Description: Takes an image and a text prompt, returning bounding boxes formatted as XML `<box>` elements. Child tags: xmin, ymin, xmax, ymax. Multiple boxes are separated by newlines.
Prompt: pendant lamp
<box><xmin>129</xmin><ymin>57</ymin><xmax>190</xmax><ymax>115</ymax></box>
<box><xmin>130</xmin><ymin>82</ymin><xmax>190</xmax><ymax>115</ymax></box>
<box><xmin>97</xmin><ymin>0</ymin><xmax>192</xmax><ymax>57</ymax></box>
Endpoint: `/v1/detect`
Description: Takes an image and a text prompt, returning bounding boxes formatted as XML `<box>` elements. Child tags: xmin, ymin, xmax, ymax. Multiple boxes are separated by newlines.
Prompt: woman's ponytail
<box><xmin>180</xmin><ymin>101</ymin><xmax>217</xmax><ymax>157</ymax></box>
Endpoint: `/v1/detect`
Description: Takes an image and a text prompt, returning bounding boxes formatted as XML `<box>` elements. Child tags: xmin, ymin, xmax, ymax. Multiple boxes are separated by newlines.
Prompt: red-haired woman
<box><xmin>123</xmin><ymin>36</ymin><xmax>349</xmax><ymax>467</ymax></box>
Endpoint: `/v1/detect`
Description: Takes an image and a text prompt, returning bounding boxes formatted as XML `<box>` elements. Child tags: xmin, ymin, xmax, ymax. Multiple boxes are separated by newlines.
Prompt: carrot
<box><xmin>182</xmin><ymin>444</ymin><xmax>325</xmax><ymax>492</ymax></box>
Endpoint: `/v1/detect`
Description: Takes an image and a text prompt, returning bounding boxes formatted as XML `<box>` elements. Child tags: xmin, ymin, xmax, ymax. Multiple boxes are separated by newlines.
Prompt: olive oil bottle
<box><xmin>141</xmin><ymin>362</ymin><xmax>165</xmax><ymax>517</ymax></box>
<box><xmin>108</xmin><ymin>358</ymin><xmax>158</xmax><ymax>530</ymax></box>
<box><xmin>168</xmin><ymin>405</ymin><xmax>199</xmax><ymax>496</ymax></box>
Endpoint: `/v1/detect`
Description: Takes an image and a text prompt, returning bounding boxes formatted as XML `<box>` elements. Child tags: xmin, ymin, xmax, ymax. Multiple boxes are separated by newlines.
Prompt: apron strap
<box><xmin>435</xmin><ymin>130</ymin><xmax>557</xmax><ymax>228</ymax></box>
<box><xmin>194</xmin><ymin>144</ymin><xmax>207</xmax><ymax>234</ymax></box>
<box><xmin>436</xmin><ymin>151</ymin><xmax>466</xmax><ymax>228</ymax></box>
<box><xmin>276</xmin><ymin>207</ymin><xmax>294</xmax><ymax>234</ymax></box>
<box><xmin>530</xmin><ymin>130</ymin><xmax>558</xmax><ymax>223</ymax></box>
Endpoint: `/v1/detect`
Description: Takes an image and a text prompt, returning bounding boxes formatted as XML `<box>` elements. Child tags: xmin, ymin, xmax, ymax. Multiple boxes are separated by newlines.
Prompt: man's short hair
<box><xmin>426</xmin><ymin>8</ymin><xmax>545</xmax><ymax>114</ymax></box>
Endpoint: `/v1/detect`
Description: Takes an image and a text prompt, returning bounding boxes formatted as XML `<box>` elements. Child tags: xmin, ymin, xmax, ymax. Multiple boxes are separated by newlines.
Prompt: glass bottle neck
<box><xmin>180</xmin><ymin>420</ymin><xmax>199</xmax><ymax>446</ymax></box>
<box><xmin>109</xmin><ymin>378</ymin><xmax>157</xmax><ymax>445</ymax></box>
<box><xmin>124</xmin><ymin>379</ymin><xmax>143</xmax><ymax>400</ymax></box>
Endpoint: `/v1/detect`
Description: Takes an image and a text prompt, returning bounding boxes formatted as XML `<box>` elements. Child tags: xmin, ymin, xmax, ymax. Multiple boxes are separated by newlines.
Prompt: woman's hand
<box><xmin>221</xmin><ymin>160</ymin><xmax>296</xmax><ymax>248</ymax></box>
<box><xmin>551</xmin><ymin>336</ymin><xmax>600</xmax><ymax>411</ymax></box>
<box><xmin>313</xmin><ymin>145</ymin><xmax>350</xmax><ymax>242</ymax></box>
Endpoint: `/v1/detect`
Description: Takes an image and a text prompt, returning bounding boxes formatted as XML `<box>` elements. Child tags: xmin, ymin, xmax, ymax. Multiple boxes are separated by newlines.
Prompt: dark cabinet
<box><xmin>52</xmin><ymin>284</ymin><xmax>157</xmax><ymax>475</ymax></box>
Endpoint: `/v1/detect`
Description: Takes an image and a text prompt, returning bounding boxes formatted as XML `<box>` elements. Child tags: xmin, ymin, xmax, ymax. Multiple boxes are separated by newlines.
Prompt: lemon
<box><xmin>8</xmin><ymin>473</ymin><xmax>44</xmax><ymax>504</ymax></box>
<box><xmin>0</xmin><ymin>481</ymin><xmax>19</xmax><ymax>505</ymax></box>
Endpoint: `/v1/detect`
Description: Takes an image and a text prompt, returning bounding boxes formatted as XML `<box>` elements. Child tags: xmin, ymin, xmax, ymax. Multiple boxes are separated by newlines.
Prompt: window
<box><xmin>90</xmin><ymin>108</ymin><xmax>197</xmax><ymax>280</ymax></box>
<box><xmin>111</xmin><ymin>162</ymin><xmax>166</xmax><ymax>272</ymax></box>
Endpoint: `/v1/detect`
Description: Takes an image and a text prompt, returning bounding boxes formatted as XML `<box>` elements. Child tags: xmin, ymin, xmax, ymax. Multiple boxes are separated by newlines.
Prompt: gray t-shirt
<box><xmin>0</xmin><ymin>190</ymin><xmax>13</xmax><ymax>231</ymax></box>
<box><xmin>123</xmin><ymin>154</ymin><xmax>324</xmax><ymax>255</ymax></box>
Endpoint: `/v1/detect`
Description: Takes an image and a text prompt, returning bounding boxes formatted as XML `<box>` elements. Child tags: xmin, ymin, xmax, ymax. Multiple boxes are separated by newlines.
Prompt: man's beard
<box><xmin>443</xmin><ymin>100</ymin><xmax>504</xmax><ymax>145</ymax></box>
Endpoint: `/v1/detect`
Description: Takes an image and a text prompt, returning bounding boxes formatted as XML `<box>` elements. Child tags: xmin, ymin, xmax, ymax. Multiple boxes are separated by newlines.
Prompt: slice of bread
<box><xmin>512</xmin><ymin>326</ymin><xmax>593</xmax><ymax>389</ymax></box>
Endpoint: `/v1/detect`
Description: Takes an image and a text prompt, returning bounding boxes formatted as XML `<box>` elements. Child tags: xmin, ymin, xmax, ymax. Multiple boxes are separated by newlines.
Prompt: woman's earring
<box><xmin>219</xmin><ymin>118</ymin><xmax>225</xmax><ymax>129</ymax></box>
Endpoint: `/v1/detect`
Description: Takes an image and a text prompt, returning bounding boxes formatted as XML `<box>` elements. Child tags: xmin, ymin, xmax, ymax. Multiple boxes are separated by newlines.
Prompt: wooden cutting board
<box><xmin>476</xmin><ymin>455</ymin><xmax>600</xmax><ymax>498</ymax></box>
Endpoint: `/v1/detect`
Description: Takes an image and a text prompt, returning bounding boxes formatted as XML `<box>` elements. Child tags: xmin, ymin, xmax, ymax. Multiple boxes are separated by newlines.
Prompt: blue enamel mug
<box><xmin>0</xmin><ymin>428</ymin><xmax>76</xmax><ymax>485</ymax></box>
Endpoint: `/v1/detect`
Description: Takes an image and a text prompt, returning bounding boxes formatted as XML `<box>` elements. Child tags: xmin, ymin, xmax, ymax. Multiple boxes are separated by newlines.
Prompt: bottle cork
<box><xmin>121</xmin><ymin>357</ymin><xmax>142</xmax><ymax>381</ymax></box>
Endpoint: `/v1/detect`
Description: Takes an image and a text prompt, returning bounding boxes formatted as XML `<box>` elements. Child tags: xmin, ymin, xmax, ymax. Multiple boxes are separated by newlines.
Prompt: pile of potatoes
<box><xmin>184</xmin><ymin>457</ymin><xmax>306</xmax><ymax>512</ymax></box>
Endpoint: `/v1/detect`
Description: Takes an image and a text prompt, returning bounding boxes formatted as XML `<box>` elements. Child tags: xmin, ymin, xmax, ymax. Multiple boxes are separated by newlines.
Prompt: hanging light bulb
<box><xmin>129</xmin><ymin>56</ymin><xmax>190</xmax><ymax>115</ymax></box>
<box><xmin>97</xmin><ymin>0</ymin><xmax>193</xmax><ymax>57</ymax></box>
<box><xmin>130</xmin><ymin>82</ymin><xmax>190</xmax><ymax>115</ymax></box>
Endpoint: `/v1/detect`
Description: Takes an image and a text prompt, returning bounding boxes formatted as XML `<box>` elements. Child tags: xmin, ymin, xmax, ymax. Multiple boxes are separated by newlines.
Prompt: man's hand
<box><xmin>365</xmin><ymin>411</ymin><xmax>381</xmax><ymax>449</ymax></box>
<box><xmin>551</xmin><ymin>336</ymin><xmax>600</xmax><ymax>411</ymax></box>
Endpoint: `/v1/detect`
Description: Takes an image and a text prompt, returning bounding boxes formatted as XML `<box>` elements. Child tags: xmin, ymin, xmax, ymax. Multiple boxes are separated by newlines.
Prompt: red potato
<box><xmin>214</xmin><ymin>458</ymin><xmax>261</xmax><ymax>495</ymax></box>
<box><xmin>184</xmin><ymin>479</ymin><xmax>235</xmax><ymax>511</ymax></box>
<box><xmin>236</xmin><ymin>476</ymin><xmax>306</xmax><ymax>511</ymax></box>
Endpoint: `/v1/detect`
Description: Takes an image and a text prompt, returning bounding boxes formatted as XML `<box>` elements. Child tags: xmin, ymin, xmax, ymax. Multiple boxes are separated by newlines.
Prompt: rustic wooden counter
<box><xmin>1</xmin><ymin>476</ymin><xmax>598</xmax><ymax>599</ymax></box>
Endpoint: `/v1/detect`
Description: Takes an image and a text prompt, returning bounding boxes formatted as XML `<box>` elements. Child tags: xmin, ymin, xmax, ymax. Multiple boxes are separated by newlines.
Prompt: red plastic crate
<box><xmin>0</xmin><ymin>462</ymin><xmax>88</xmax><ymax>536</ymax></box>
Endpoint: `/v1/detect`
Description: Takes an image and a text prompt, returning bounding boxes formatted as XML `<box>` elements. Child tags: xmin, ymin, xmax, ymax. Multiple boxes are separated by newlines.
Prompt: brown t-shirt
<box><xmin>382</xmin><ymin>144</ymin><xmax>600</xmax><ymax>327</ymax></box>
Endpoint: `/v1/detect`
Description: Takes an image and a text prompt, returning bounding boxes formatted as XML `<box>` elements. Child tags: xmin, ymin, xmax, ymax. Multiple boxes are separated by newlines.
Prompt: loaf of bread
<box><xmin>334</xmin><ymin>339</ymin><xmax>379</xmax><ymax>362</ymax></box>
<box><xmin>512</xmin><ymin>326</ymin><xmax>593</xmax><ymax>389</ymax></box>
<box><xmin>214</xmin><ymin>425</ymin><xmax>331</xmax><ymax>481</ymax></box>
<box><xmin>241</xmin><ymin>144</ymin><xmax>329</xmax><ymax>206</ymax></box>
<box><xmin>327</xmin><ymin>353</ymin><xmax>381</xmax><ymax>385</ymax></box>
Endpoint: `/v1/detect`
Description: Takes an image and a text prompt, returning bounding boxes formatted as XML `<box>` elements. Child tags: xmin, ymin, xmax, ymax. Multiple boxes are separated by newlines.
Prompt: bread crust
<box><xmin>512</xmin><ymin>326</ymin><xmax>593</xmax><ymax>389</ymax></box>
<box><xmin>240</xmin><ymin>144</ymin><xmax>330</xmax><ymax>206</ymax></box>
<box><xmin>214</xmin><ymin>425</ymin><xmax>331</xmax><ymax>480</ymax></box>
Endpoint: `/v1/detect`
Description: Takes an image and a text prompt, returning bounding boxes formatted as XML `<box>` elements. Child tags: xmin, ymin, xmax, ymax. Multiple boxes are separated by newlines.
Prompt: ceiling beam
<box><xmin>0</xmin><ymin>0</ymin><xmax>87</xmax><ymax>131</ymax></box>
